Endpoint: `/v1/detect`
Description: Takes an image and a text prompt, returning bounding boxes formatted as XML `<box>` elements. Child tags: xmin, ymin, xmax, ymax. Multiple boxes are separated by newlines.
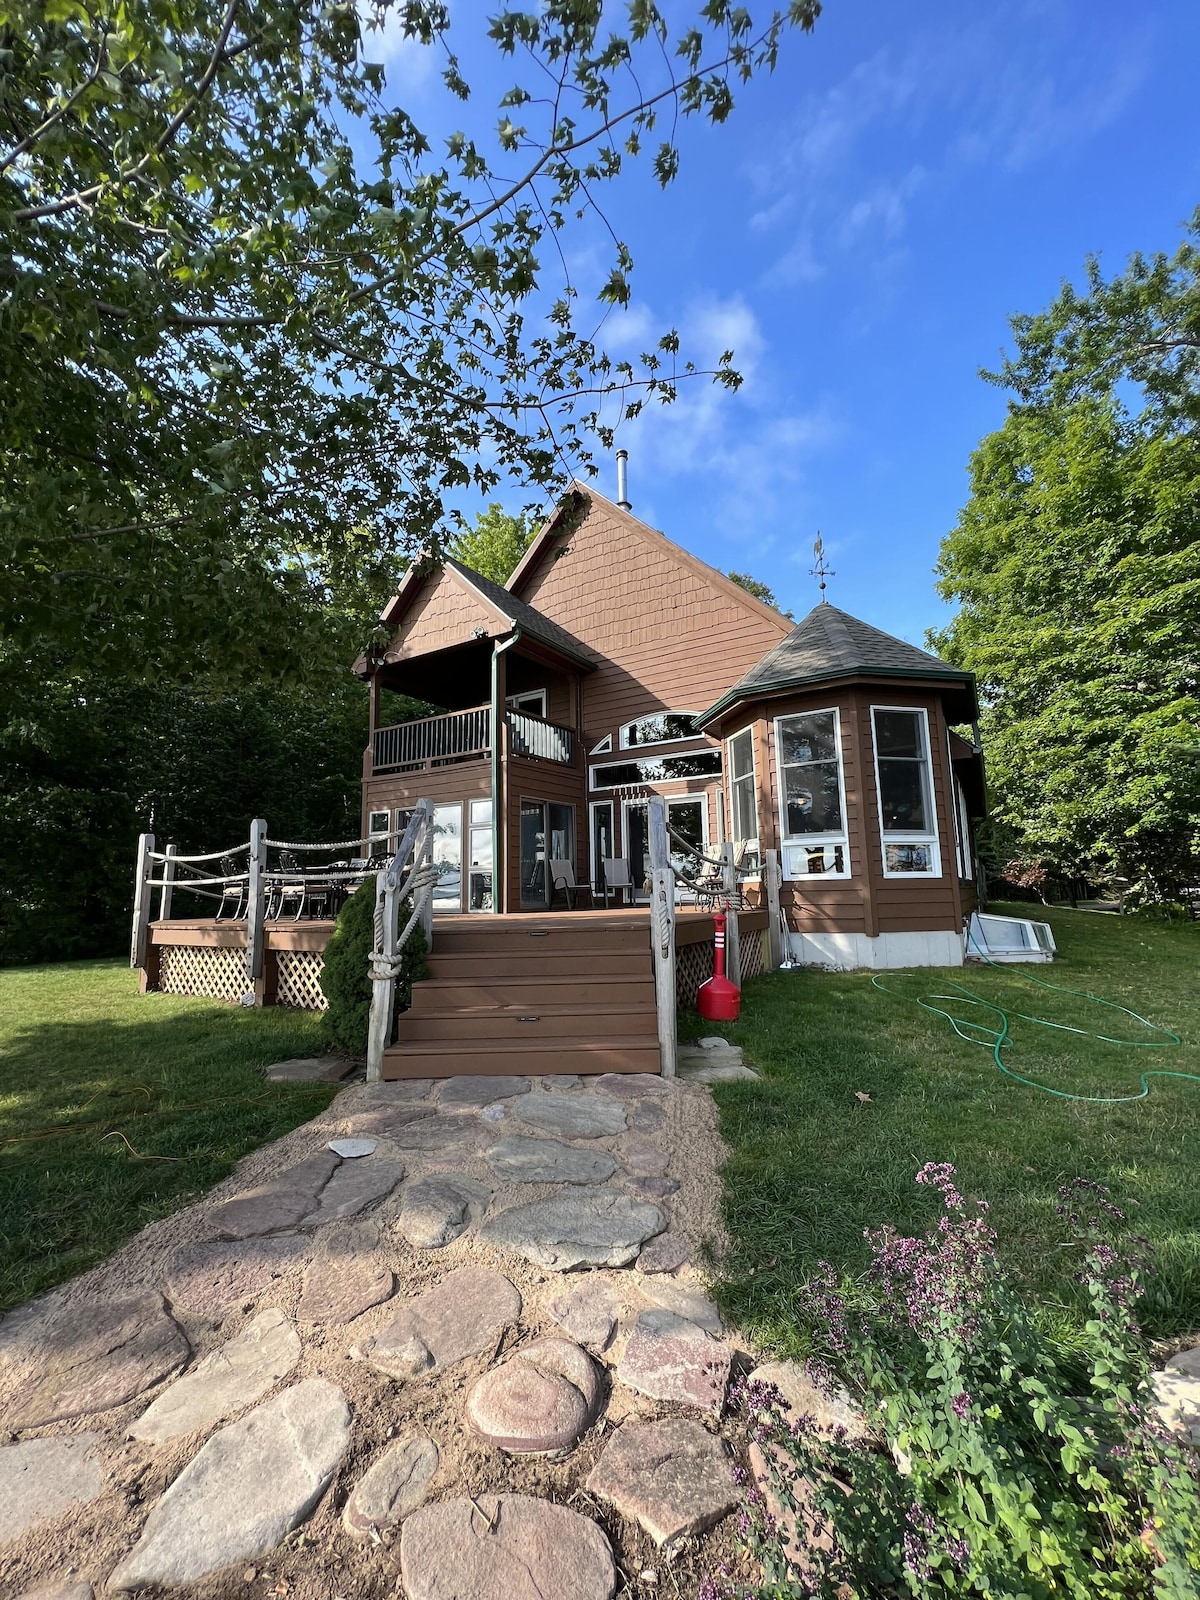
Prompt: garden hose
<box><xmin>870</xmin><ymin>933</ymin><xmax>1193</xmax><ymax>1104</ymax></box>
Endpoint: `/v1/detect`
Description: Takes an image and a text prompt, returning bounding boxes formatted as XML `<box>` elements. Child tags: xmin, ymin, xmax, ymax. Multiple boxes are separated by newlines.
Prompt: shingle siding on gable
<box><xmin>515</xmin><ymin>498</ymin><xmax>789</xmax><ymax>740</ymax></box>
<box><xmin>386</xmin><ymin>569</ymin><xmax>497</xmax><ymax>661</ymax></box>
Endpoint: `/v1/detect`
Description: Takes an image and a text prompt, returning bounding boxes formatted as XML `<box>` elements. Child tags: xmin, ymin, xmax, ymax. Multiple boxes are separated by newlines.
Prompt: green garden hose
<box><xmin>870</xmin><ymin>934</ymin><xmax>1193</xmax><ymax>1103</ymax></box>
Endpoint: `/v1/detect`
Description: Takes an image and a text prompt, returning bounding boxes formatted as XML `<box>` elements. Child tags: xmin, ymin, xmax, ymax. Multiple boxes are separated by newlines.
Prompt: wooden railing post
<box><xmin>245</xmin><ymin>817</ymin><xmax>267</xmax><ymax>997</ymax></box>
<box><xmin>721</xmin><ymin>840</ymin><xmax>742</xmax><ymax>989</ymax></box>
<box><xmin>647</xmin><ymin>798</ymin><xmax>677</xmax><ymax>1078</ymax></box>
<box><xmin>158</xmin><ymin>843</ymin><xmax>177</xmax><ymax>923</ymax></box>
<box><xmin>367</xmin><ymin>800</ymin><xmax>434</xmax><ymax>1084</ymax></box>
<box><xmin>764</xmin><ymin>848</ymin><xmax>783</xmax><ymax>971</ymax></box>
<box><xmin>130</xmin><ymin>831</ymin><xmax>154</xmax><ymax>969</ymax></box>
<box><xmin>417</xmin><ymin>797</ymin><xmax>434</xmax><ymax>947</ymax></box>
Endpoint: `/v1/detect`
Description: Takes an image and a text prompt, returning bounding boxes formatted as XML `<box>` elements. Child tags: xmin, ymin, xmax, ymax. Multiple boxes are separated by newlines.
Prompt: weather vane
<box><xmin>810</xmin><ymin>533</ymin><xmax>834</xmax><ymax>602</ymax></box>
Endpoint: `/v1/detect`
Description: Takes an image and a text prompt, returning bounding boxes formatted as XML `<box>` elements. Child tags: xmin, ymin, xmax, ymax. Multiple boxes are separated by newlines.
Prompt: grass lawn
<box><xmin>0</xmin><ymin>960</ymin><xmax>339</xmax><ymax>1314</ymax></box>
<box><xmin>694</xmin><ymin>904</ymin><xmax>1200</xmax><ymax>1358</ymax></box>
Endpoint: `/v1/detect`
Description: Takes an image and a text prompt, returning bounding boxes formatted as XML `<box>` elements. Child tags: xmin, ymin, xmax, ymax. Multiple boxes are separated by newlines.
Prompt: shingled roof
<box><xmin>699</xmin><ymin>603</ymin><xmax>977</xmax><ymax>725</ymax></box>
<box><xmin>444</xmin><ymin>557</ymin><xmax>596</xmax><ymax>669</ymax></box>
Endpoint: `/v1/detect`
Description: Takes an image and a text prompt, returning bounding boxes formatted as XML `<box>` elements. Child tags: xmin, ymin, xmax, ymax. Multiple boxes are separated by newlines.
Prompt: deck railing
<box><xmin>372</xmin><ymin>705</ymin><xmax>576</xmax><ymax>773</ymax></box>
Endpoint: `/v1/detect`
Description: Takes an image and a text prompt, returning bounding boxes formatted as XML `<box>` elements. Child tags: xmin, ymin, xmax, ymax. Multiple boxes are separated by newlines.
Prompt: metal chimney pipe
<box><xmin>616</xmin><ymin>448</ymin><xmax>631</xmax><ymax>511</ymax></box>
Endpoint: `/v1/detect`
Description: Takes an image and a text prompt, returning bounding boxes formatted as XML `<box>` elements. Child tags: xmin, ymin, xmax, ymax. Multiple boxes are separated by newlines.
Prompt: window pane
<box><xmin>732</xmin><ymin>775</ymin><xmax>757</xmax><ymax>841</ymax></box>
<box><xmin>621</xmin><ymin>713</ymin><xmax>696</xmax><ymax>747</ymax></box>
<box><xmin>729</xmin><ymin>729</ymin><xmax>753</xmax><ymax>780</ymax></box>
<box><xmin>885</xmin><ymin>842</ymin><xmax>933</xmax><ymax>873</ymax></box>
<box><xmin>779</xmin><ymin>712</ymin><xmax>838</xmax><ymax>766</ymax></box>
<box><xmin>874</xmin><ymin>709</ymin><xmax>922</xmax><ymax>758</ymax></box>
<box><xmin>432</xmin><ymin>803</ymin><xmax>462</xmax><ymax>911</ymax></box>
<box><xmin>469</xmin><ymin>798</ymin><xmax>492</xmax><ymax>827</ymax></box>
<box><xmin>591</xmin><ymin>751</ymin><xmax>721</xmax><ymax>788</ymax></box>
<box><xmin>878</xmin><ymin>759</ymin><xmax>927</xmax><ymax>831</ymax></box>
<box><xmin>783</xmin><ymin>764</ymin><xmax>842</xmax><ymax>834</ymax></box>
<box><xmin>368</xmin><ymin>810</ymin><xmax>390</xmax><ymax>838</ymax></box>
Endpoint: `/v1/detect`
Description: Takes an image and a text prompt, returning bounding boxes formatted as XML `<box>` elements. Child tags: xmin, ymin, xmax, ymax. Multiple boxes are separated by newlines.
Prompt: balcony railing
<box><xmin>507</xmin><ymin>708</ymin><xmax>575</xmax><ymax>765</ymax></box>
<box><xmin>372</xmin><ymin>705</ymin><xmax>576</xmax><ymax>773</ymax></box>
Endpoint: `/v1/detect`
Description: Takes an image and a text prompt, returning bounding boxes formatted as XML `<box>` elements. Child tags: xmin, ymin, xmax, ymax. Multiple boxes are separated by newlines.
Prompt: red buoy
<box><xmin>697</xmin><ymin>910</ymin><xmax>740</xmax><ymax>1021</ymax></box>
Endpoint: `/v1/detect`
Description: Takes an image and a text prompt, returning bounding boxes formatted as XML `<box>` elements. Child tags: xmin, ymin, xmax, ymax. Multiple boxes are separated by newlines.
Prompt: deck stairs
<box><xmin>383</xmin><ymin>910</ymin><xmax>660</xmax><ymax>1079</ymax></box>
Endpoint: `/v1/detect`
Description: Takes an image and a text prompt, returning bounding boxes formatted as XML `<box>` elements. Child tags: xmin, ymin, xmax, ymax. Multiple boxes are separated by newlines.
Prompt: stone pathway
<box><xmin>0</xmin><ymin>1067</ymin><xmax>779</xmax><ymax>1599</ymax></box>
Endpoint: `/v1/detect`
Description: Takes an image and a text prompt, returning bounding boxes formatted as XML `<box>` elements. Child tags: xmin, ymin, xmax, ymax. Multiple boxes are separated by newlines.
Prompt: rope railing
<box><xmin>367</xmin><ymin>802</ymin><xmax>436</xmax><ymax>1082</ymax></box>
<box><xmin>146</xmin><ymin>842</ymin><xmax>249</xmax><ymax>865</ymax></box>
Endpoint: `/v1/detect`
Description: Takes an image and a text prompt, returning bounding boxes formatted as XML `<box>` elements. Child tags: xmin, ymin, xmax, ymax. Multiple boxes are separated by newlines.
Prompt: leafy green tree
<box><xmin>935</xmin><ymin>253</ymin><xmax>1200</xmax><ymax>899</ymax></box>
<box><xmin>1</xmin><ymin>0</ymin><xmax>819</xmax><ymax>686</ymax></box>
<box><xmin>450</xmin><ymin>503</ymin><xmax>535</xmax><ymax>584</ymax></box>
<box><xmin>728</xmin><ymin>569</ymin><xmax>794</xmax><ymax>617</ymax></box>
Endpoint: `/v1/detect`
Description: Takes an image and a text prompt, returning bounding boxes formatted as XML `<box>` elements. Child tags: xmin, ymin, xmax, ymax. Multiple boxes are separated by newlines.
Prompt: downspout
<box><xmin>491</xmin><ymin>630</ymin><xmax>522</xmax><ymax>913</ymax></box>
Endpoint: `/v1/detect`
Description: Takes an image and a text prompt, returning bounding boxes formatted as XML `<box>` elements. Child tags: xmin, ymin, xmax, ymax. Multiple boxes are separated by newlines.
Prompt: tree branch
<box><xmin>0</xmin><ymin>27</ymin><xmax>110</xmax><ymax>177</ymax></box>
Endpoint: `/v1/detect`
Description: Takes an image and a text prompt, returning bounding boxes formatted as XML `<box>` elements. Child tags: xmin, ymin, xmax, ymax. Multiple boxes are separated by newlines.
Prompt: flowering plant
<box><xmin>720</xmin><ymin>1166</ymin><xmax>1200</xmax><ymax>1599</ymax></box>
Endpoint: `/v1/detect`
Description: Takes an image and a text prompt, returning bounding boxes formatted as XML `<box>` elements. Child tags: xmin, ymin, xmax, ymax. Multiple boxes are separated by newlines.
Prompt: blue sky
<box><xmin>370</xmin><ymin>1</ymin><xmax>1200</xmax><ymax>646</ymax></box>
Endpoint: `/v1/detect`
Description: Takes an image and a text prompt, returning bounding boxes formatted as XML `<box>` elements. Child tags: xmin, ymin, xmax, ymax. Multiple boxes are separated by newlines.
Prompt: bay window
<box><xmin>775</xmin><ymin>709</ymin><xmax>850</xmax><ymax>878</ymax></box>
<box><xmin>871</xmin><ymin>707</ymin><xmax>941</xmax><ymax>876</ymax></box>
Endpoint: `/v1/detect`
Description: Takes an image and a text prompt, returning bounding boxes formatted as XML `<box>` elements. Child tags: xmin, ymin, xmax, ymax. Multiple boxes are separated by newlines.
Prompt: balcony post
<box><xmin>647</xmin><ymin>798</ymin><xmax>677</xmax><ymax>1078</ymax></box>
<box><xmin>492</xmin><ymin>632</ymin><xmax>520</xmax><ymax>912</ymax></box>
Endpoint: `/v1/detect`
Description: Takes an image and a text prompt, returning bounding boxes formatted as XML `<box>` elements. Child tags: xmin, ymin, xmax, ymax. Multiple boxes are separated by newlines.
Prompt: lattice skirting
<box><xmin>159</xmin><ymin>944</ymin><xmax>248</xmax><ymax>1003</ymax></box>
<box><xmin>676</xmin><ymin>927</ymin><xmax>764</xmax><ymax>1009</ymax></box>
<box><xmin>276</xmin><ymin>949</ymin><xmax>328</xmax><ymax>1010</ymax></box>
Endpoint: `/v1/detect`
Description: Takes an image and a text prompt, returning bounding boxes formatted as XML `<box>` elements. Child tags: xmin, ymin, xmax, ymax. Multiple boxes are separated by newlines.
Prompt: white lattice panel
<box><xmin>276</xmin><ymin>949</ymin><xmax>328</xmax><ymax>1010</ymax></box>
<box><xmin>159</xmin><ymin>944</ymin><xmax>247</xmax><ymax>1002</ymax></box>
<box><xmin>740</xmin><ymin>929</ymin><xmax>765</xmax><ymax>981</ymax></box>
<box><xmin>676</xmin><ymin>940</ymin><xmax>714</xmax><ymax>1010</ymax></box>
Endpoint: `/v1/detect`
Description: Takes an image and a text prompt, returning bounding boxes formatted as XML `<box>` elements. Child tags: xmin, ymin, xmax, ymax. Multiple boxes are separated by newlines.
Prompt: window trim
<box><xmin>589</xmin><ymin>750</ymin><xmax>722</xmax><ymax>790</ymax></box>
<box><xmin>870</xmin><ymin>704</ymin><xmax>942</xmax><ymax>879</ymax></box>
<box><xmin>773</xmin><ymin>706</ymin><xmax>851</xmax><ymax>880</ymax></box>
<box><xmin>588</xmin><ymin>734</ymin><xmax>613</xmax><ymax>755</ymax></box>
<box><xmin>724</xmin><ymin>726</ymin><xmax>760</xmax><ymax>862</ymax></box>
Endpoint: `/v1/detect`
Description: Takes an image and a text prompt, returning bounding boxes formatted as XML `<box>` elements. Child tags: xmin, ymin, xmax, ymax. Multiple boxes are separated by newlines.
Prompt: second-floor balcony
<box><xmin>372</xmin><ymin>704</ymin><xmax>576</xmax><ymax>775</ymax></box>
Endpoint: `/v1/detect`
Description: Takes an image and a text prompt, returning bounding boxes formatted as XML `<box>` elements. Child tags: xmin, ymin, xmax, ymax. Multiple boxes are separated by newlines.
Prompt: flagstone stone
<box><xmin>593</xmin><ymin>1074</ymin><xmax>674</xmax><ymax>1099</ymax></box>
<box><xmin>487</xmin><ymin>1135</ymin><xmax>616</xmax><ymax>1185</ymax></box>
<box><xmin>586</xmin><ymin>1417</ymin><xmax>737</xmax><ymax>1549</ymax></box>
<box><xmin>548</xmin><ymin>1279</ymin><xmax>622</xmax><ymax>1351</ymax></box>
<box><xmin>383</xmin><ymin>1113</ymin><xmax>488</xmax><ymax>1153</ymax></box>
<box><xmin>108</xmin><ymin>1379</ymin><xmax>351</xmax><ymax>1590</ymax></box>
<box><xmin>1152</xmin><ymin>1368</ymin><xmax>1200</xmax><ymax>1443</ymax></box>
<box><xmin>513</xmin><ymin>1096</ymin><xmax>627</xmax><ymax>1139</ymax></box>
<box><xmin>620</xmin><ymin>1140</ymin><xmax>670</xmax><ymax>1177</ymax></box>
<box><xmin>747</xmin><ymin>1360</ymin><xmax>869</xmax><ymax>1441</ymax></box>
<box><xmin>635</xmin><ymin>1232</ymin><xmax>690</xmax><ymax>1275</ymax></box>
<box><xmin>164</xmin><ymin>1236</ymin><xmax>310</xmax><ymax>1316</ymax></box>
<box><xmin>327</xmin><ymin>1138</ymin><xmax>376</xmax><ymax>1158</ymax></box>
<box><xmin>642</xmin><ymin>1280</ymin><xmax>723</xmax><ymax>1336</ymax></box>
<box><xmin>617</xmin><ymin>1309</ymin><xmax>730</xmax><ymax>1414</ymax></box>
<box><xmin>400</xmin><ymin>1495</ymin><xmax>616</xmax><ymax>1600</ymax></box>
<box><xmin>339</xmin><ymin>1104</ymin><xmax>437</xmax><ymax>1141</ymax></box>
<box><xmin>14</xmin><ymin>1582</ymin><xmax>96</xmax><ymax>1600</ymax></box>
<box><xmin>467</xmin><ymin>1337</ymin><xmax>600</xmax><ymax>1455</ymax></box>
<box><xmin>362</xmin><ymin>1267</ymin><xmax>520</xmax><ymax>1380</ymax></box>
<box><xmin>343</xmin><ymin>1434</ymin><xmax>439</xmax><ymax>1539</ymax></box>
<box><xmin>479</xmin><ymin>1189</ymin><xmax>664</xmax><ymax>1271</ymax></box>
<box><xmin>209</xmin><ymin>1150</ymin><xmax>341</xmax><ymax>1239</ymax></box>
<box><xmin>0</xmin><ymin>1435</ymin><xmax>104</xmax><ymax>1544</ymax></box>
<box><xmin>129</xmin><ymin>1309</ymin><xmax>300</xmax><ymax>1443</ymax></box>
<box><xmin>625</xmin><ymin>1175</ymin><xmax>680</xmax><ymax>1201</ymax></box>
<box><xmin>628</xmin><ymin>1101</ymin><xmax>667</xmax><ymax>1133</ymax></box>
<box><xmin>301</xmin><ymin>1157</ymin><xmax>406</xmax><ymax>1227</ymax></box>
<box><xmin>297</xmin><ymin>1253</ymin><xmax>394</xmax><ymax>1326</ymax></box>
<box><xmin>397</xmin><ymin>1173</ymin><xmax>493</xmax><ymax>1248</ymax></box>
<box><xmin>265</xmin><ymin>1058</ymin><xmax>355</xmax><ymax>1083</ymax></box>
<box><xmin>0</xmin><ymin>1291</ymin><xmax>189</xmax><ymax>1429</ymax></box>
<box><xmin>438</xmin><ymin>1075</ymin><xmax>530</xmax><ymax>1109</ymax></box>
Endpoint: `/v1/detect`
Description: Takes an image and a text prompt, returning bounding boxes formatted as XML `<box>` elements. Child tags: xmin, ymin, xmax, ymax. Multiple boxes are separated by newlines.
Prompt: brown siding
<box><xmin>514</xmin><ymin>497</ymin><xmax>791</xmax><ymax>749</ymax></box>
<box><xmin>388</xmin><ymin>569</ymin><xmax>499</xmax><ymax>661</ymax></box>
<box><xmin>363</xmin><ymin>761</ymin><xmax>491</xmax><ymax>840</ymax></box>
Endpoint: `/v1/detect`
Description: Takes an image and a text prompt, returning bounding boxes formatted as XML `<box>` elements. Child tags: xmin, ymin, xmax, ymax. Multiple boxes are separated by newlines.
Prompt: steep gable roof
<box><xmin>507</xmin><ymin>484</ymin><xmax>795</xmax><ymax>638</ymax></box>
<box><xmin>699</xmin><ymin>603</ymin><xmax>977</xmax><ymax>725</ymax></box>
<box><xmin>443</xmin><ymin>557</ymin><xmax>595</xmax><ymax>668</ymax></box>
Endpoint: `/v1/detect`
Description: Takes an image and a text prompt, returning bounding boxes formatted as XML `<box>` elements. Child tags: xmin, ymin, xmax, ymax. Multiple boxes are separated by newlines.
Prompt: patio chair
<box><xmin>214</xmin><ymin>855</ymin><xmax>246</xmax><ymax>921</ymax></box>
<box><xmin>549</xmin><ymin>858</ymin><xmax>589</xmax><ymax>910</ymax></box>
<box><xmin>600</xmin><ymin>856</ymin><xmax>633</xmax><ymax>909</ymax></box>
<box><xmin>270</xmin><ymin>849</ymin><xmax>306</xmax><ymax>921</ymax></box>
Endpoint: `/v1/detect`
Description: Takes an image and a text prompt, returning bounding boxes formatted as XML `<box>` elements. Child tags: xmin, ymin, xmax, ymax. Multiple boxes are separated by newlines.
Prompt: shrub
<box><xmin>719</xmin><ymin>1166</ymin><xmax>1200</xmax><ymax>1600</ymax></box>
<box><xmin>319</xmin><ymin>876</ymin><xmax>428</xmax><ymax>1053</ymax></box>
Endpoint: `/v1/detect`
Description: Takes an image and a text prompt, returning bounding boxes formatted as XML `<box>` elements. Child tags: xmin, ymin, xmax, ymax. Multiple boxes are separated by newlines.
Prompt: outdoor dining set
<box><xmin>214</xmin><ymin>849</ymin><xmax>386</xmax><ymax>923</ymax></box>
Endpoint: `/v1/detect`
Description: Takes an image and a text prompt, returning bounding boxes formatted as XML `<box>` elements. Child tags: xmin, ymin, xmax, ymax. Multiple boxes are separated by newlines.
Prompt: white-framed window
<box><xmin>589</xmin><ymin>733</ymin><xmax>613</xmax><ymax>755</ymax></box>
<box><xmin>367</xmin><ymin>809</ymin><xmax>390</xmax><ymax>848</ymax></box>
<box><xmin>507</xmin><ymin>689</ymin><xmax>547</xmax><ymax>718</ymax></box>
<box><xmin>725</xmin><ymin>727</ymin><xmax>759</xmax><ymax>870</ymax></box>
<box><xmin>870</xmin><ymin>706</ymin><xmax>942</xmax><ymax>877</ymax></box>
<box><xmin>775</xmin><ymin>708</ymin><xmax>850</xmax><ymax>879</ymax></box>
<box><xmin>619</xmin><ymin>712</ymin><xmax>698</xmax><ymax>748</ymax></box>
<box><xmin>589</xmin><ymin>750</ymin><xmax>722</xmax><ymax>789</ymax></box>
<box><xmin>952</xmin><ymin>773</ymin><xmax>974</xmax><ymax>881</ymax></box>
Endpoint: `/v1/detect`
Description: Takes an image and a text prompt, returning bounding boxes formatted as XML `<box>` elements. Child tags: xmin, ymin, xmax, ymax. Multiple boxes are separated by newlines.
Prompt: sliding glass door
<box><xmin>519</xmin><ymin>800</ymin><xmax>576</xmax><ymax>909</ymax></box>
<box><xmin>622</xmin><ymin>796</ymin><xmax>707</xmax><ymax>902</ymax></box>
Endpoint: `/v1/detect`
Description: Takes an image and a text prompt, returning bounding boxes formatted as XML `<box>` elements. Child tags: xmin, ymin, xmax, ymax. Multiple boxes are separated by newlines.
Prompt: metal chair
<box><xmin>214</xmin><ymin>855</ymin><xmax>246</xmax><ymax>921</ymax></box>
<box><xmin>600</xmin><ymin>857</ymin><xmax>633</xmax><ymax>909</ymax></box>
<box><xmin>270</xmin><ymin>849</ymin><xmax>306</xmax><ymax>921</ymax></box>
<box><xmin>549</xmin><ymin>858</ymin><xmax>589</xmax><ymax>910</ymax></box>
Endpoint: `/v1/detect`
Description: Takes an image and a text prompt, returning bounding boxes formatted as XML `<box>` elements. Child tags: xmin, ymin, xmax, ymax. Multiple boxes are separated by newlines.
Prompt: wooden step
<box><xmin>409</xmin><ymin>974</ymin><xmax>656</xmax><ymax>1011</ymax></box>
<box><xmin>393</xmin><ymin>1002</ymin><xmax>659</xmax><ymax>1041</ymax></box>
<box><xmin>425</xmin><ymin>950</ymin><xmax>649</xmax><ymax>980</ymax></box>
<box><xmin>381</xmin><ymin>1035</ymin><xmax>662</xmax><ymax>1079</ymax></box>
<box><xmin>434</xmin><ymin>923</ymin><xmax>650</xmax><ymax>955</ymax></box>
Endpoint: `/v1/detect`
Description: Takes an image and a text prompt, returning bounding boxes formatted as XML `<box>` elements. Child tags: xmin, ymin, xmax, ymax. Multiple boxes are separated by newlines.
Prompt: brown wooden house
<box><xmin>358</xmin><ymin>484</ymin><xmax>985</xmax><ymax>971</ymax></box>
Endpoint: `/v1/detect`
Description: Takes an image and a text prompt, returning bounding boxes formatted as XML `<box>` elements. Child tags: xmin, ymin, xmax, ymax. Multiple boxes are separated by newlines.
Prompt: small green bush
<box><xmin>319</xmin><ymin>876</ymin><xmax>428</xmax><ymax>1053</ymax></box>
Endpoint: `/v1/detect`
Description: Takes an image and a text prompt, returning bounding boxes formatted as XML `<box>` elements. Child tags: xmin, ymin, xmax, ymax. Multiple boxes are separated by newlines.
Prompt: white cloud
<box><xmin>359</xmin><ymin>4</ymin><xmax>442</xmax><ymax>95</ymax></box>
